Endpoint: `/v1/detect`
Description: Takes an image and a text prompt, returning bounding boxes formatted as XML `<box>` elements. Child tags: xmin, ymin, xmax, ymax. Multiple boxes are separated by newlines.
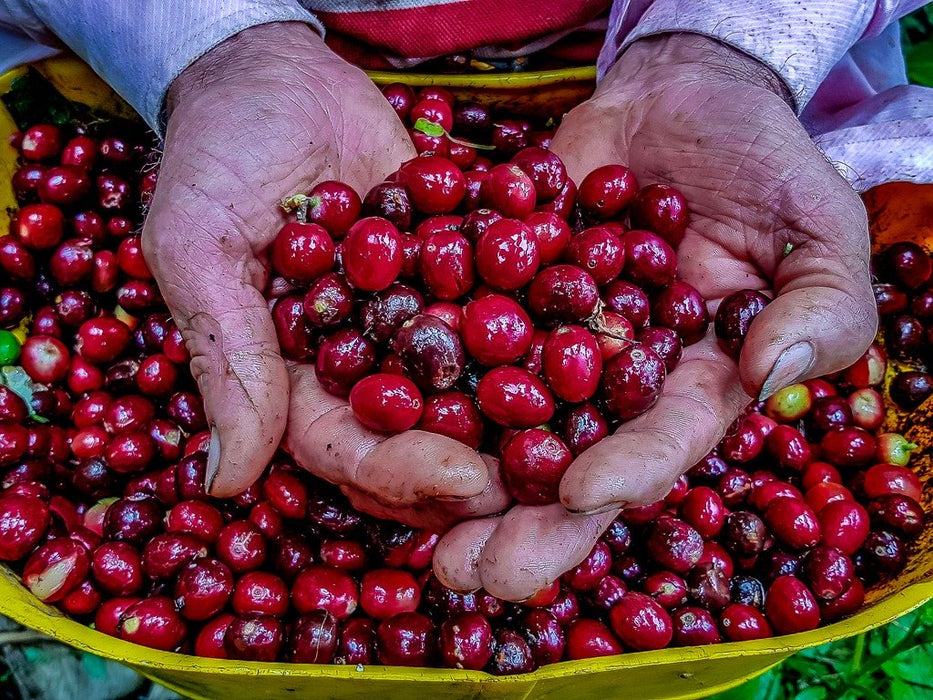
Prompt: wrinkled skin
<box><xmin>144</xmin><ymin>22</ymin><xmax>505</xmax><ymax>525</ymax></box>
<box><xmin>431</xmin><ymin>35</ymin><xmax>876</xmax><ymax>600</ymax></box>
<box><xmin>147</xmin><ymin>24</ymin><xmax>876</xmax><ymax>601</ymax></box>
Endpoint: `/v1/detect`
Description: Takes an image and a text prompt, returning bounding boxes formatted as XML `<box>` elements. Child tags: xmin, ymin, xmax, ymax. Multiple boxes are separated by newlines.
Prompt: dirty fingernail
<box><xmin>205</xmin><ymin>427</ymin><xmax>221</xmax><ymax>494</ymax></box>
<box><xmin>566</xmin><ymin>500</ymin><xmax>629</xmax><ymax>516</ymax></box>
<box><xmin>759</xmin><ymin>341</ymin><xmax>814</xmax><ymax>401</ymax></box>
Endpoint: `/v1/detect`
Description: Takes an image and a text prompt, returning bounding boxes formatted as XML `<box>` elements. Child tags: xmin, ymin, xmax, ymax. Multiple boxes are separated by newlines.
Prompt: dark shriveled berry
<box><xmin>391</xmin><ymin>314</ymin><xmax>464</xmax><ymax>391</ymax></box>
<box><xmin>715</xmin><ymin>290</ymin><xmax>770</xmax><ymax>357</ymax></box>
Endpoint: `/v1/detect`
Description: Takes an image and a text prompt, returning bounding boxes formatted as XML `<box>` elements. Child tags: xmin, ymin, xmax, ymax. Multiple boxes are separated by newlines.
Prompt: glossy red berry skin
<box><xmin>231</xmin><ymin>571</ymin><xmax>290</xmax><ymax>616</ymax></box>
<box><xmin>600</xmin><ymin>345</ymin><xmax>666</xmax><ymax>421</ymax></box>
<box><xmin>61</xmin><ymin>135</ymin><xmax>98</xmax><ymax>169</ymax></box>
<box><xmin>542</xmin><ymin>325</ymin><xmax>602</xmax><ymax>402</ymax></box>
<box><xmin>174</xmin><ymin>558</ymin><xmax>235</xmax><ymax>621</ymax></box>
<box><xmin>720</xmin><ymin>603</ymin><xmax>774</xmax><ymax>641</ymax></box>
<box><xmin>862</xmin><ymin>463</ymin><xmax>923</xmax><ymax>503</ymax></box>
<box><xmin>194</xmin><ymin>614</ymin><xmax>235</xmax><ymax>659</ymax></box>
<box><xmin>315</xmin><ymin>329</ymin><xmax>376</xmax><ymax>396</ymax></box>
<box><xmin>342</xmin><ymin>217</ymin><xmax>403</xmax><ymax>291</ymax></box>
<box><xmin>820</xmin><ymin>427</ymin><xmax>877</xmax><ymax>469</ymax></box>
<box><xmin>474</xmin><ymin>218</ymin><xmax>541</xmax><ymax>290</ymax></box>
<box><xmin>631</xmin><ymin>184</ymin><xmax>689</xmax><ymax>246</ymax></box>
<box><xmin>765</xmin><ymin>575</ymin><xmax>821</xmax><ymax>634</ymax></box>
<box><xmin>91</xmin><ymin>541</ymin><xmax>143</xmax><ymax>596</ymax></box>
<box><xmin>577</xmin><ymin>164</ymin><xmax>638</xmax><ymax>221</ymax></box>
<box><xmin>524</xmin><ymin>211</ymin><xmax>571</xmax><ymax>264</ymax></box>
<box><xmin>0</xmin><ymin>494</ymin><xmax>50</xmax><ymax>560</ymax></box>
<box><xmin>224</xmin><ymin>614</ymin><xmax>284</xmax><ymax>661</ymax></box>
<box><xmin>678</xmin><ymin>486</ymin><xmax>726</xmax><ymax>540</ymax></box>
<box><xmin>438</xmin><ymin>611</ymin><xmax>494</xmax><ymax>670</ymax></box>
<box><xmin>501</xmin><ymin>428</ymin><xmax>572</xmax><ymax>505</ymax></box>
<box><xmin>360</xmin><ymin>569</ymin><xmax>420</xmax><ymax>620</ymax></box>
<box><xmin>215</xmin><ymin>521</ymin><xmax>266</xmax><ymax>573</ymax></box>
<box><xmin>880</xmin><ymin>241</ymin><xmax>932</xmax><ymax>289</ymax></box>
<box><xmin>20</xmin><ymin>124</ymin><xmax>62</xmax><ymax>161</ymax></box>
<box><xmin>418</xmin><ymin>231</ymin><xmax>475</xmax><ymax>300</ymax></box>
<box><xmin>75</xmin><ymin>317</ymin><xmax>132</xmax><ymax>364</ymax></box>
<box><xmin>561</xmin><ymin>402</ymin><xmax>610</xmax><ymax>456</ymax></box>
<box><xmin>510</xmin><ymin>146</ymin><xmax>567</xmax><ymax>202</ymax></box>
<box><xmin>117</xmin><ymin>596</ymin><xmax>187</xmax><ymax>652</ymax></box>
<box><xmin>566</xmin><ymin>619</ymin><xmax>623</xmax><ymax>659</ymax></box>
<box><xmin>461</xmin><ymin>294</ymin><xmax>533</xmax><ymax>366</ymax></box>
<box><xmin>417</xmin><ymin>391</ymin><xmax>484</xmax><ymax>449</ymax></box>
<box><xmin>764</xmin><ymin>497</ymin><xmax>821</xmax><ymax>550</ymax></box>
<box><xmin>270</xmin><ymin>221</ymin><xmax>335</xmax><ymax>283</ymax></box>
<box><xmin>20</xmin><ymin>335</ymin><xmax>70</xmax><ymax>384</ymax></box>
<box><xmin>304</xmin><ymin>180</ymin><xmax>362</xmax><ymax>238</ymax></box>
<box><xmin>609</xmin><ymin>592</ymin><xmax>673</xmax><ymax>651</ymax></box>
<box><xmin>564</xmin><ymin>226</ymin><xmax>626</xmax><ymax>285</ymax></box>
<box><xmin>604</xmin><ymin>280</ymin><xmax>650</xmax><ymax>328</ymax></box>
<box><xmin>714</xmin><ymin>289</ymin><xmax>770</xmax><ymax>357</ymax></box>
<box><xmin>16</xmin><ymin>203</ymin><xmax>65</xmax><ymax>249</ymax></box>
<box><xmin>479</xmin><ymin>164</ymin><xmax>537</xmax><ymax>218</ymax></box>
<box><xmin>349</xmin><ymin>374</ymin><xmax>424</xmax><ymax>433</ymax></box>
<box><xmin>397</xmin><ymin>155</ymin><xmax>466</xmax><ymax>214</ymax></box>
<box><xmin>272</xmin><ymin>296</ymin><xmax>313</xmax><ymax>359</ymax></box>
<box><xmin>291</xmin><ymin>565</ymin><xmax>359</xmax><ymax>619</ymax></box>
<box><xmin>376</xmin><ymin>612</ymin><xmax>436</xmax><ymax>667</ymax></box>
<box><xmin>476</xmin><ymin>366</ymin><xmax>555</xmax><ymax>428</ymax></box>
<box><xmin>651</xmin><ymin>280</ymin><xmax>710</xmax><ymax>345</ymax></box>
<box><xmin>527</xmin><ymin>265</ymin><xmax>600</xmax><ymax>323</ymax></box>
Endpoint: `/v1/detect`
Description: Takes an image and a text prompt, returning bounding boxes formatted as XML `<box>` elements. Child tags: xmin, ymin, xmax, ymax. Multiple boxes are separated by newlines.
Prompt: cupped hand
<box><xmin>434</xmin><ymin>33</ymin><xmax>877</xmax><ymax>600</ymax></box>
<box><xmin>143</xmin><ymin>22</ymin><xmax>500</xmax><ymax>520</ymax></box>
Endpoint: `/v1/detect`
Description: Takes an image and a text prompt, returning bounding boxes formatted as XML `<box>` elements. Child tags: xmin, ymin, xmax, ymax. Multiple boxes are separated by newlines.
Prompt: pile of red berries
<box><xmin>0</xmin><ymin>79</ymin><xmax>927</xmax><ymax>673</ymax></box>
<box><xmin>871</xmin><ymin>241</ymin><xmax>933</xmax><ymax>409</ymax></box>
<box><xmin>270</xmin><ymin>84</ymin><xmax>702</xmax><ymax>506</ymax></box>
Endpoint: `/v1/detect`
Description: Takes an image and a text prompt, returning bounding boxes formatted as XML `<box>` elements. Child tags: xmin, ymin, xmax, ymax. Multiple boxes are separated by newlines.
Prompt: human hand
<box><xmin>433</xmin><ymin>33</ymin><xmax>877</xmax><ymax>601</ymax></box>
<box><xmin>143</xmin><ymin>23</ymin><xmax>500</xmax><ymax>521</ymax></box>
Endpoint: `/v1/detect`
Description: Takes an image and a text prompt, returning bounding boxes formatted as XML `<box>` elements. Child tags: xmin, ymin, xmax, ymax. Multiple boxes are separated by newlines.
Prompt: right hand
<box><xmin>144</xmin><ymin>22</ymin><xmax>506</xmax><ymax>526</ymax></box>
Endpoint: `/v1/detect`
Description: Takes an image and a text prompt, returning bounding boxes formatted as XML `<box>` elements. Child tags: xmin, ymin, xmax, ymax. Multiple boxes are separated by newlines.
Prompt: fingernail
<box><xmin>566</xmin><ymin>501</ymin><xmax>628</xmax><ymax>516</ymax></box>
<box><xmin>437</xmin><ymin>495</ymin><xmax>472</xmax><ymax>503</ymax></box>
<box><xmin>205</xmin><ymin>427</ymin><xmax>221</xmax><ymax>494</ymax></box>
<box><xmin>759</xmin><ymin>341</ymin><xmax>815</xmax><ymax>401</ymax></box>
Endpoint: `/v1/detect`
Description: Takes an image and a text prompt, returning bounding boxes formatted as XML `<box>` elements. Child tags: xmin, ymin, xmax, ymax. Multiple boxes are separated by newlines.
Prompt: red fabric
<box><xmin>316</xmin><ymin>0</ymin><xmax>609</xmax><ymax>61</ymax></box>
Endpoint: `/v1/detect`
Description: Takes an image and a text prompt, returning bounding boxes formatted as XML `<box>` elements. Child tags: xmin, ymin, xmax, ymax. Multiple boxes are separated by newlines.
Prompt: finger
<box><xmin>284</xmin><ymin>363</ymin><xmax>492</xmax><ymax>506</ymax></box>
<box><xmin>143</xmin><ymin>214</ymin><xmax>287</xmax><ymax>499</ymax></box>
<box><xmin>434</xmin><ymin>505</ymin><xmax>619</xmax><ymax>601</ymax></box>
<box><xmin>560</xmin><ymin>336</ymin><xmax>751</xmax><ymax>514</ymax></box>
<box><xmin>433</xmin><ymin>518</ymin><xmax>498</xmax><ymax>593</ymax></box>
<box><xmin>342</xmin><ymin>455</ymin><xmax>511</xmax><ymax>531</ymax></box>
<box><xmin>741</xmin><ymin>178</ymin><xmax>877</xmax><ymax>399</ymax></box>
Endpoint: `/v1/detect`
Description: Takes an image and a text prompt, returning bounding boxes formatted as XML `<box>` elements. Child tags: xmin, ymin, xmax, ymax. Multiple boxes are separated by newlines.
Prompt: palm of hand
<box><xmin>143</xmin><ymin>31</ymin><xmax>417</xmax><ymax>497</ymax></box>
<box><xmin>145</xmin><ymin>27</ymin><xmax>505</xmax><ymax>525</ymax></box>
<box><xmin>432</xmin><ymin>64</ymin><xmax>876</xmax><ymax>601</ymax></box>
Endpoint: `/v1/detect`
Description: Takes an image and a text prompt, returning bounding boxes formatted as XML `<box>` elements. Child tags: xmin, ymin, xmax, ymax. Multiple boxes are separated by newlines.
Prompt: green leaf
<box><xmin>412</xmin><ymin>117</ymin><xmax>495</xmax><ymax>150</ymax></box>
<box><xmin>889</xmin><ymin>679</ymin><xmax>927</xmax><ymax>700</ymax></box>
<box><xmin>0</xmin><ymin>67</ymin><xmax>87</xmax><ymax>130</ymax></box>
<box><xmin>882</xmin><ymin>644</ymin><xmax>933</xmax><ymax>683</ymax></box>
<box><xmin>714</xmin><ymin>670</ymin><xmax>782</xmax><ymax>700</ymax></box>
<box><xmin>412</xmin><ymin>117</ymin><xmax>446</xmax><ymax>137</ymax></box>
<box><xmin>0</xmin><ymin>366</ymin><xmax>45</xmax><ymax>422</ymax></box>
<box><xmin>794</xmin><ymin>685</ymin><xmax>828</xmax><ymax>700</ymax></box>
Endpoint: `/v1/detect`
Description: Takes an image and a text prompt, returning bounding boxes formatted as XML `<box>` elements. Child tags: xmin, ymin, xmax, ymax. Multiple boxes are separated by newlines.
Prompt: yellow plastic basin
<box><xmin>0</xmin><ymin>55</ymin><xmax>930</xmax><ymax>700</ymax></box>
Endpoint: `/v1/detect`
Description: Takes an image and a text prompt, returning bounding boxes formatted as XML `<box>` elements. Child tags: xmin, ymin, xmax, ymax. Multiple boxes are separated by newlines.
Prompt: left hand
<box><xmin>433</xmin><ymin>33</ymin><xmax>877</xmax><ymax>601</ymax></box>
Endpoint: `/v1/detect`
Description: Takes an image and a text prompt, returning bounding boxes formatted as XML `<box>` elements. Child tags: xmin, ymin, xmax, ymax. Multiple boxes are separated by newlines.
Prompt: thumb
<box><xmin>740</xmin><ymin>184</ymin><xmax>877</xmax><ymax>399</ymax></box>
<box><xmin>143</xmin><ymin>214</ymin><xmax>288</xmax><ymax>498</ymax></box>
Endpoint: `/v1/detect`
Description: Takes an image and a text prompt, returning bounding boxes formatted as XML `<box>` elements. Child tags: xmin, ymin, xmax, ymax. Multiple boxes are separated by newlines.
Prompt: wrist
<box><xmin>605</xmin><ymin>33</ymin><xmax>794</xmax><ymax>107</ymax></box>
<box><xmin>167</xmin><ymin>22</ymin><xmax>328</xmax><ymax>118</ymax></box>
